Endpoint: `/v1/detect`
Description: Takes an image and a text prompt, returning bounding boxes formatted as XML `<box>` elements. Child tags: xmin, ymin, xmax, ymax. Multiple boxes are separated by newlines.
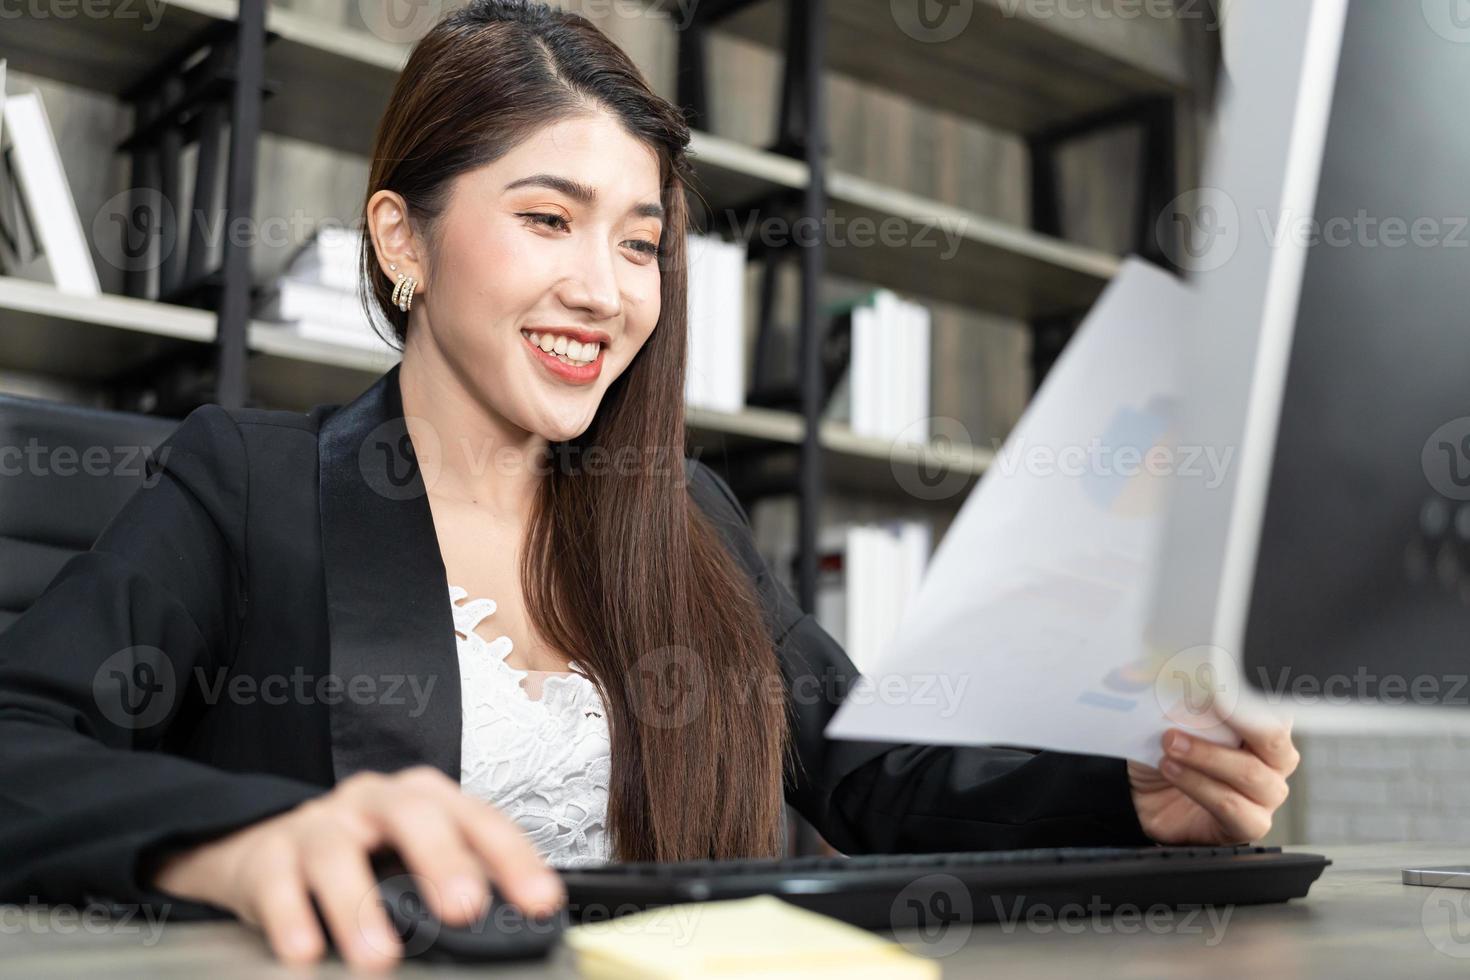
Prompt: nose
<box><xmin>555</xmin><ymin>234</ymin><xmax>623</xmax><ymax>323</ymax></box>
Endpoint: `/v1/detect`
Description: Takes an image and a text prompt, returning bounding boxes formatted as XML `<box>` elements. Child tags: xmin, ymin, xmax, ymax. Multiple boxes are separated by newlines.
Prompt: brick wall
<box><xmin>1290</xmin><ymin>734</ymin><xmax>1470</xmax><ymax>845</ymax></box>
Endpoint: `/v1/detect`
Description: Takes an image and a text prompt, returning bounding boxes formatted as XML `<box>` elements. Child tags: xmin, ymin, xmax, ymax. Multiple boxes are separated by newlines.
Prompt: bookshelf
<box><xmin>0</xmin><ymin>0</ymin><xmax>1205</xmax><ymax>588</ymax></box>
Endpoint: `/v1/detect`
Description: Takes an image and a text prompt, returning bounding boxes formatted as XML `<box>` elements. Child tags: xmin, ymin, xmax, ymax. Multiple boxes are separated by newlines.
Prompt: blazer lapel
<box><xmin>317</xmin><ymin>364</ymin><xmax>462</xmax><ymax>783</ymax></box>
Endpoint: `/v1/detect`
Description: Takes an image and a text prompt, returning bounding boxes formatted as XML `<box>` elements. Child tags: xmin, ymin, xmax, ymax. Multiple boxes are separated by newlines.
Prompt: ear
<box><xmin>365</xmin><ymin>189</ymin><xmax>426</xmax><ymax>290</ymax></box>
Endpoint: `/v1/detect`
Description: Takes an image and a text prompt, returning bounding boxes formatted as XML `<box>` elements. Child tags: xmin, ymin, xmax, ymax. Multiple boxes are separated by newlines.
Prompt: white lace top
<box><xmin>450</xmin><ymin>585</ymin><xmax>613</xmax><ymax>868</ymax></box>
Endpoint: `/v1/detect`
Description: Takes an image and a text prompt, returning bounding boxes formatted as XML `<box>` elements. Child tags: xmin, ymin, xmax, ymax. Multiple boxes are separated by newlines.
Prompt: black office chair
<box><xmin>0</xmin><ymin>394</ymin><xmax>178</xmax><ymax>635</ymax></box>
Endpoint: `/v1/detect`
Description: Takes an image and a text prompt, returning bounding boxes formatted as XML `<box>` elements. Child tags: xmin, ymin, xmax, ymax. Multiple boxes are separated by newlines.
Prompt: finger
<box><xmin>1163</xmin><ymin>730</ymin><xmax>1288</xmax><ymax>809</ymax></box>
<box><xmin>1225</xmin><ymin>713</ymin><xmax>1300</xmax><ymax>774</ymax></box>
<box><xmin>1160</xmin><ymin>756</ymin><xmax>1273</xmax><ymax>842</ymax></box>
<box><xmin>442</xmin><ymin>790</ymin><xmax>564</xmax><ymax>916</ymax></box>
<box><xmin>250</xmin><ymin>856</ymin><xmax>326</xmax><ymax>966</ymax></box>
<box><xmin>374</xmin><ymin>794</ymin><xmax>488</xmax><ymax>927</ymax></box>
<box><xmin>302</xmin><ymin>834</ymin><xmax>402</xmax><ymax>970</ymax></box>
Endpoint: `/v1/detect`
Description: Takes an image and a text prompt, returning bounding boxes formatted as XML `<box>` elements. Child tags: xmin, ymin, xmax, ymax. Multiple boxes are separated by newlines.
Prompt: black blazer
<box><xmin>0</xmin><ymin>365</ymin><xmax>1151</xmax><ymax>912</ymax></box>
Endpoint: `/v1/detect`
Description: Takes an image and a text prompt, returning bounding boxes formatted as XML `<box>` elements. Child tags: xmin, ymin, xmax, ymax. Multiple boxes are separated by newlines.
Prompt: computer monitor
<box><xmin>1146</xmin><ymin>0</ymin><xmax>1470</xmax><ymax>735</ymax></box>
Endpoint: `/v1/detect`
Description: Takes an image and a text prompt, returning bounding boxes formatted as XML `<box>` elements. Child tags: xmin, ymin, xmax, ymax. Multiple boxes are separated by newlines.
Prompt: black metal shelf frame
<box><xmin>673</xmin><ymin>0</ymin><xmax>1180</xmax><ymax>616</ymax></box>
<box><xmin>110</xmin><ymin>0</ymin><xmax>265</xmax><ymax>413</ymax></box>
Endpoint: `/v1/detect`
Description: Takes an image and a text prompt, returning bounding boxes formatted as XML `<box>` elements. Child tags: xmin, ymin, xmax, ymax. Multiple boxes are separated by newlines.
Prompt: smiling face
<box><xmin>409</xmin><ymin>111</ymin><xmax>666</xmax><ymax>443</ymax></box>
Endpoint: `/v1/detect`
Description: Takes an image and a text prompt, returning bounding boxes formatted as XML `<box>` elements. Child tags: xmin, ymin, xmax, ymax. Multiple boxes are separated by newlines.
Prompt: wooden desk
<box><xmin>6</xmin><ymin>842</ymin><xmax>1470</xmax><ymax>978</ymax></box>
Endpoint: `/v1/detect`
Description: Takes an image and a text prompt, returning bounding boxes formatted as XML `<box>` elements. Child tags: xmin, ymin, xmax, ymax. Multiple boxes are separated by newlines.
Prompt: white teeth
<box><xmin>523</xmin><ymin>330</ymin><xmax>600</xmax><ymax>366</ymax></box>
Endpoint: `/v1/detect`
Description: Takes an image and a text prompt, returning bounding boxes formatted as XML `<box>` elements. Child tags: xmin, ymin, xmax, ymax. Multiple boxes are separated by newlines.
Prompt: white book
<box><xmin>0</xmin><ymin>61</ymin><xmax>15</xmax><ymax>276</ymax></box>
<box><xmin>2</xmin><ymin>89</ymin><xmax>100</xmax><ymax>295</ymax></box>
<box><xmin>893</xmin><ymin>293</ymin><xmax>910</xmax><ymax>439</ymax></box>
<box><xmin>814</xmin><ymin>525</ymin><xmax>848</xmax><ymax>648</ymax></box>
<box><xmin>684</xmin><ymin>233</ymin><xmax>710</xmax><ymax>409</ymax></box>
<box><xmin>684</xmin><ymin>234</ymin><xmax>746</xmax><ymax>413</ymax></box>
<box><xmin>286</xmin><ymin>223</ymin><xmax>362</xmax><ymax>291</ymax></box>
<box><xmin>866</xmin><ymin>519</ymin><xmax>933</xmax><ymax>670</ymax></box>
<box><xmin>849</xmin><ymin>302</ymin><xmax>876</xmax><ymax>437</ymax></box>
<box><xmin>844</xmin><ymin>525</ymin><xmax>871</xmax><ymax>672</ymax></box>
<box><xmin>871</xmin><ymin>527</ymin><xmax>895</xmax><ymax>669</ymax></box>
<box><xmin>897</xmin><ymin>296</ymin><xmax>932</xmax><ymax>444</ymax></box>
<box><xmin>911</xmin><ymin>299</ymin><xmax>932</xmax><ymax>442</ymax></box>
<box><xmin>894</xmin><ymin>297</ymin><xmax>912</xmax><ymax>439</ymax></box>
<box><xmin>711</xmin><ymin>237</ymin><xmax>746</xmax><ymax>412</ymax></box>
<box><xmin>263</xmin><ymin>276</ymin><xmax>371</xmax><ymax>335</ymax></box>
<box><xmin>894</xmin><ymin>292</ymin><xmax>910</xmax><ymax>438</ymax></box>
<box><xmin>872</xmin><ymin>291</ymin><xmax>897</xmax><ymax>438</ymax></box>
<box><xmin>901</xmin><ymin>520</ymin><xmax>932</xmax><ymax>599</ymax></box>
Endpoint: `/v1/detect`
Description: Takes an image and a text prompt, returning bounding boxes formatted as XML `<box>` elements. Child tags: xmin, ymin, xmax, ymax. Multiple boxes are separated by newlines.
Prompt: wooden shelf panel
<box><xmin>2</xmin><ymin>0</ymin><xmax>406</xmax><ymax>156</ymax></box>
<box><xmin>678</xmin><ymin>0</ymin><xmax>1188</xmax><ymax>135</ymax></box>
<box><xmin>1</xmin><ymin>0</ymin><xmax>236</xmax><ymax>95</ymax></box>
<box><xmin>0</xmin><ymin>277</ymin><xmax>215</xmax><ymax>380</ymax></box>
<box><xmin>0</xmin><ymin>279</ymin><xmax>989</xmax><ymax>497</ymax></box>
<box><xmin>7</xmin><ymin>0</ymin><xmax>1186</xmax><ymax>150</ymax></box>
<box><xmin>256</xmin><ymin>6</ymin><xmax>408</xmax><ymax>155</ymax></box>
<box><xmin>691</xmin><ymin>134</ymin><xmax>1118</xmax><ymax>319</ymax></box>
<box><xmin>825</xmin><ymin>170</ymin><xmax>1118</xmax><ymax>318</ymax></box>
<box><xmin>687</xmin><ymin>404</ymin><xmax>991</xmax><ymax>503</ymax></box>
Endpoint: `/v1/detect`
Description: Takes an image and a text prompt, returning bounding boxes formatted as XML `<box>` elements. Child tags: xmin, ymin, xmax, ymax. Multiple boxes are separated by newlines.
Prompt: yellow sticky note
<box><xmin>563</xmin><ymin>895</ymin><xmax>940</xmax><ymax>980</ymax></box>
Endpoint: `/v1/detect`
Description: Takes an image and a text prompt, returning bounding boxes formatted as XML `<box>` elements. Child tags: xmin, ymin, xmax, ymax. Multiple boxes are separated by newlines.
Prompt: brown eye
<box><xmin>519</xmin><ymin>212</ymin><xmax>569</xmax><ymax>232</ymax></box>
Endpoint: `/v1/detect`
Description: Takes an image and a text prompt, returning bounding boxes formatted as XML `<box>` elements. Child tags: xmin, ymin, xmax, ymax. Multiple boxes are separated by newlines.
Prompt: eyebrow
<box><xmin>503</xmin><ymin>173</ymin><xmax>665</xmax><ymax>221</ymax></box>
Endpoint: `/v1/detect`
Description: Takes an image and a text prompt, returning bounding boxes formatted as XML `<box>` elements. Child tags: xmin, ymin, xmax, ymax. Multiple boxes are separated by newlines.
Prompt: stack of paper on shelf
<box><xmin>258</xmin><ymin>223</ymin><xmax>395</xmax><ymax>353</ymax></box>
<box><xmin>0</xmin><ymin>77</ymin><xmax>101</xmax><ymax>296</ymax></box>
<box><xmin>685</xmin><ymin>232</ymin><xmax>746</xmax><ymax>413</ymax></box>
<box><xmin>841</xmin><ymin>290</ymin><xmax>930</xmax><ymax>443</ymax></box>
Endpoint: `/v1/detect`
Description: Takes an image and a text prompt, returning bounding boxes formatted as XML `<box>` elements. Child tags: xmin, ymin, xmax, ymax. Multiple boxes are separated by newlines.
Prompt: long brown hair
<box><xmin>355</xmin><ymin>0</ymin><xmax>788</xmax><ymax>861</ymax></box>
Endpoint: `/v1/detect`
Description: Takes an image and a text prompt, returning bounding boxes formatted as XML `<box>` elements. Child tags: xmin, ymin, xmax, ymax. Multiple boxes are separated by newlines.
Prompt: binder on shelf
<box><xmin>0</xmin><ymin>82</ymin><xmax>101</xmax><ymax>297</ymax></box>
<box><xmin>685</xmin><ymin>231</ymin><xmax>746</xmax><ymax>414</ymax></box>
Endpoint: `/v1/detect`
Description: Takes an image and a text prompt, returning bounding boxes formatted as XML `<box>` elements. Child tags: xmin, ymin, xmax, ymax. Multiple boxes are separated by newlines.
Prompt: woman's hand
<box><xmin>1128</xmin><ymin>716</ymin><xmax>1300</xmax><ymax>845</ymax></box>
<box><xmin>148</xmin><ymin>765</ymin><xmax>564</xmax><ymax>970</ymax></box>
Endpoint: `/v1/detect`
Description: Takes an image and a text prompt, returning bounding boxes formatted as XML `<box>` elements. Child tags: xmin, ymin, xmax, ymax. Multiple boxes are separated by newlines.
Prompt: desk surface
<box><xmin>6</xmin><ymin>842</ymin><xmax>1470</xmax><ymax>978</ymax></box>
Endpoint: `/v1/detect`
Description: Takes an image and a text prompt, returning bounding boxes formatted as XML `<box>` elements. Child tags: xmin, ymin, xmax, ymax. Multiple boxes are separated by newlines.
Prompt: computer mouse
<box><xmin>357</xmin><ymin>850</ymin><xmax>568</xmax><ymax>962</ymax></box>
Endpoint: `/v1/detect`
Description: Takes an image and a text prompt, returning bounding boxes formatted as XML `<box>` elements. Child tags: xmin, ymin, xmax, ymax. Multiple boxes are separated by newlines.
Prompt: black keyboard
<box><xmin>559</xmin><ymin>845</ymin><xmax>1330</xmax><ymax>930</ymax></box>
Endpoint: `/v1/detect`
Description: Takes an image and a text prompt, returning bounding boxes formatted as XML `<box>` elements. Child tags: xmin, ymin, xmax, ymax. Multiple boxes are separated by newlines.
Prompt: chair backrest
<box><xmin>0</xmin><ymin>395</ymin><xmax>178</xmax><ymax>635</ymax></box>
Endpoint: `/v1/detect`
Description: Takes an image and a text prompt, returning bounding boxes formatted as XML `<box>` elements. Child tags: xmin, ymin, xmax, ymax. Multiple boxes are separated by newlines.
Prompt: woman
<box><xmin>0</xmin><ymin>0</ymin><xmax>1298</xmax><ymax>969</ymax></box>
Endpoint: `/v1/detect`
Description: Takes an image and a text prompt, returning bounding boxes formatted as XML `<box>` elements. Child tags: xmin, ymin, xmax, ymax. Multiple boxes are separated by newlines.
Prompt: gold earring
<box><xmin>391</xmin><ymin>272</ymin><xmax>408</xmax><ymax>309</ymax></box>
<box><xmin>395</xmin><ymin>275</ymin><xmax>416</xmax><ymax>313</ymax></box>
